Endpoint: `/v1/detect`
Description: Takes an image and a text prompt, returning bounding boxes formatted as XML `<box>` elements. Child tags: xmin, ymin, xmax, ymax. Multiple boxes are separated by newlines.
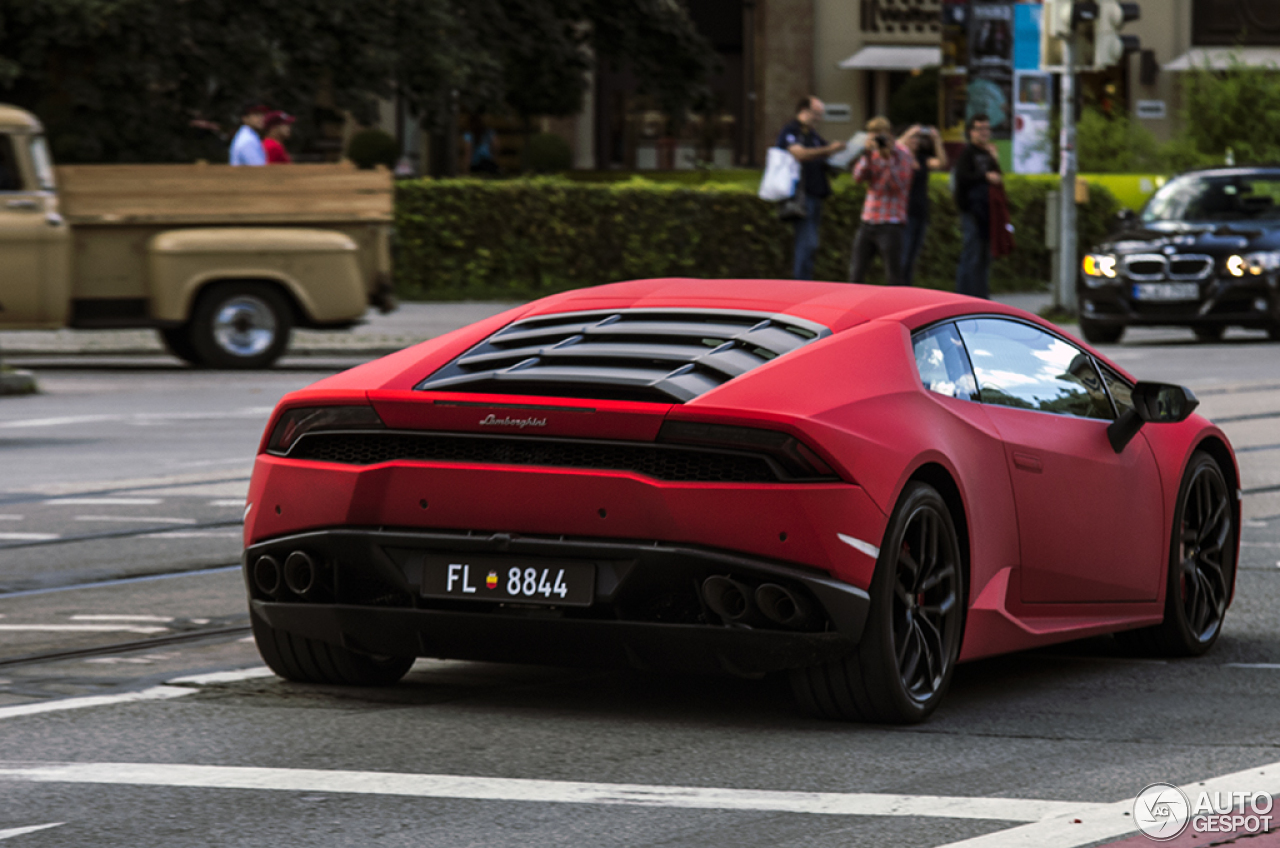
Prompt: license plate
<box><xmin>1132</xmin><ymin>282</ymin><xmax>1200</xmax><ymax>301</ymax></box>
<box><xmin>421</xmin><ymin>554</ymin><xmax>595</xmax><ymax>606</ymax></box>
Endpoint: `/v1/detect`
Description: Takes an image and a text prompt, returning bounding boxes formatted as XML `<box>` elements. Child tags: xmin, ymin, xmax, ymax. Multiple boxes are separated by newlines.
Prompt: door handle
<box><xmin>1012</xmin><ymin>451</ymin><xmax>1043</xmax><ymax>472</ymax></box>
<box><xmin>5</xmin><ymin>198</ymin><xmax>39</xmax><ymax>211</ymax></box>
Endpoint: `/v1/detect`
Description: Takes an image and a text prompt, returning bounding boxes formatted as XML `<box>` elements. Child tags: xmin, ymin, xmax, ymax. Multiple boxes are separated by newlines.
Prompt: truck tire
<box><xmin>159</xmin><ymin>326</ymin><xmax>201</xmax><ymax>366</ymax></box>
<box><xmin>189</xmin><ymin>282</ymin><xmax>293</xmax><ymax>369</ymax></box>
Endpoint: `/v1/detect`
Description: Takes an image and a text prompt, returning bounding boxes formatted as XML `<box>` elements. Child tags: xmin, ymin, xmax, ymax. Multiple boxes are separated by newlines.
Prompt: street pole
<box><xmin>1057</xmin><ymin>33</ymin><xmax>1078</xmax><ymax>313</ymax></box>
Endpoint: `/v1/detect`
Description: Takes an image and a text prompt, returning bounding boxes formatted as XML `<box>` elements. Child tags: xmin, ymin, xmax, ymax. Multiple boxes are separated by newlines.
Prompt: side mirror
<box><xmin>1107</xmin><ymin>382</ymin><xmax>1199</xmax><ymax>453</ymax></box>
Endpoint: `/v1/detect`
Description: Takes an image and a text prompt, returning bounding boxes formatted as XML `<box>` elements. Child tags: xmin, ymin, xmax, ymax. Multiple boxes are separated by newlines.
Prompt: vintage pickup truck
<box><xmin>0</xmin><ymin>104</ymin><xmax>395</xmax><ymax>368</ymax></box>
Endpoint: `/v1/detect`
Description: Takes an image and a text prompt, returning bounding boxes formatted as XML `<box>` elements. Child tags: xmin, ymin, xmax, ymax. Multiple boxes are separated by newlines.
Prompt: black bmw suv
<box><xmin>1078</xmin><ymin>167</ymin><xmax>1280</xmax><ymax>344</ymax></box>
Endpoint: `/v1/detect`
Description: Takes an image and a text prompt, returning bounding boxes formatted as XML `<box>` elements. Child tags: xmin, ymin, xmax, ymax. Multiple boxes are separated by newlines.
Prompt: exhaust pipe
<box><xmin>252</xmin><ymin>555</ymin><xmax>282</xmax><ymax>598</ymax></box>
<box><xmin>283</xmin><ymin>550</ymin><xmax>321</xmax><ymax>598</ymax></box>
<box><xmin>755</xmin><ymin>583</ymin><xmax>818</xmax><ymax>631</ymax></box>
<box><xmin>701</xmin><ymin>575</ymin><xmax>757</xmax><ymax>625</ymax></box>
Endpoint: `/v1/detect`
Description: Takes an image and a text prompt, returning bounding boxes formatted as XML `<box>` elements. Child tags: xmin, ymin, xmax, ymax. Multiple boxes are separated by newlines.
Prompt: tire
<box><xmin>791</xmin><ymin>482</ymin><xmax>966</xmax><ymax>723</ymax></box>
<box><xmin>1115</xmin><ymin>451</ymin><xmax>1235</xmax><ymax>657</ymax></box>
<box><xmin>1193</xmin><ymin>326</ymin><xmax>1225</xmax><ymax>342</ymax></box>
<box><xmin>158</xmin><ymin>326</ymin><xmax>201</xmax><ymax>366</ymax></box>
<box><xmin>1079</xmin><ymin>317</ymin><xmax>1124</xmax><ymax>345</ymax></box>
<box><xmin>251</xmin><ymin>609</ymin><xmax>414</xmax><ymax>686</ymax></box>
<box><xmin>1267</xmin><ymin>323</ymin><xmax>1280</xmax><ymax>342</ymax></box>
<box><xmin>189</xmin><ymin>282</ymin><xmax>293</xmax><ymax>369</ymax></box>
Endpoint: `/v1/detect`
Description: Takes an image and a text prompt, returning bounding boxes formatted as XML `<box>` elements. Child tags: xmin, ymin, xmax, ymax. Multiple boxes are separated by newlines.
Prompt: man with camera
<box><xmin>848</xmin><ymin>116</ymin><xmax>915</xmax><ymax>287</ymax></box>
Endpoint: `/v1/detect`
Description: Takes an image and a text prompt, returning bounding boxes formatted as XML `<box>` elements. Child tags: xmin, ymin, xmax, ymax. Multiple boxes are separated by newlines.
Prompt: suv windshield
<box><xmin>1143</xmin><ymin>173</ymin><xmax>1280</xmax><ymax>224</ymax></box>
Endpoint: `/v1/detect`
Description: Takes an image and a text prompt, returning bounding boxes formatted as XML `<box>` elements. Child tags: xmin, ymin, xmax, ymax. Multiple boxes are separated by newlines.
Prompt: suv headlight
<box><xmin>1226</xmin><ymin>251</ymin><xmax>1280</xmax><ymax>277</ymax></box>
<box><xmin>1082</xmin><ymin>254</ymin><xmax>1117</xmax><ymax>286</ymax></box>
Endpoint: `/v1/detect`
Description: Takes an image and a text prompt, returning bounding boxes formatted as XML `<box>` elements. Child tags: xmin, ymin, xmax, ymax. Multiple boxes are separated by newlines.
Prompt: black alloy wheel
<box><xmin>1117</xmin><ymin>451</ymin><xmax>1235</xmax><ymax>656</ymax></box>
<box><xmin>791</xmin><ymin>482</ymin><xmax>965</xmax><ymax>723</ymax></box>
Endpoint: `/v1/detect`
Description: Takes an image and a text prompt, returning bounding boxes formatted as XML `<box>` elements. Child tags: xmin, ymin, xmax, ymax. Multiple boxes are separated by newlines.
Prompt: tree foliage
<box><xmin>0</xmin><ymin>0</ymin><xmax>713</xmax><ymax>163</ymax></box>
<box><xmin>1175</xmin><ymin>55</ymin><xmax>1280</xmax><ymax>167</ymax></box>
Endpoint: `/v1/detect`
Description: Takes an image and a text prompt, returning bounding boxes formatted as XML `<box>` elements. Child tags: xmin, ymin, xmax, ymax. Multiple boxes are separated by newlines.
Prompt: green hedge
<box><xmin>393</xmin><ymin>175</ymin><xmax>1120</xmax><ymax>300</ymax></box>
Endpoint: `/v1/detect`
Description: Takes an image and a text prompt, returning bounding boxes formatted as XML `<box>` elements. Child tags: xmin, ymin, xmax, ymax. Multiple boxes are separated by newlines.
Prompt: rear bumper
<box><xmin>244</xmin><ymin>527</ymin><xmax>870</xmax><ymax>675</ymax></box>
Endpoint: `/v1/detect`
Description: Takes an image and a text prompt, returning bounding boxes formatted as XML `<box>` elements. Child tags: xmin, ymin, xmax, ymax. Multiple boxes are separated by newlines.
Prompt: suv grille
<box><xmin>289</xmin><ymin>431</ymin><xmax>786</xmax><ymax>482</ymax></box>
<box><xmin>415</xmin><ymin>308</ymin><xmax>832</xmax><ymax>403</ymax></box>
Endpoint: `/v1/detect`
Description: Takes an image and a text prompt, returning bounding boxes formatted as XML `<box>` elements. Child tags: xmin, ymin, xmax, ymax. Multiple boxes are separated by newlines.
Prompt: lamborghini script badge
<box><xmin>478</xmin><ymin>414</ymin><xmax>547</xmax><ymax>428</ymax></box>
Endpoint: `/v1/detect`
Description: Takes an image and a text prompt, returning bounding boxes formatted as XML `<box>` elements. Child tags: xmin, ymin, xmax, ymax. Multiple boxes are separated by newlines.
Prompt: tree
<box><xmin>1173</xmin><ymin>54</ymin><xmax>1280</xmax><ymax>167</ymax></box>
<box><xmin>0</xmin><ymin>0</ymin><xmax>714</xmax><ymax>164</ymax></box>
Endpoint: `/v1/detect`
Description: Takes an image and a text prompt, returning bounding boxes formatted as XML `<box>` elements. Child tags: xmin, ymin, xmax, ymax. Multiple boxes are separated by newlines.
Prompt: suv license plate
<box><xmin>1132</xmin><ymin>282</ymin><xmax>1200</xmax><ymax>301</ymax></box>
<box><xmin>421</xmin><ymin>554</ymin><xmax>595</xmax><ymax>607</ymax></box>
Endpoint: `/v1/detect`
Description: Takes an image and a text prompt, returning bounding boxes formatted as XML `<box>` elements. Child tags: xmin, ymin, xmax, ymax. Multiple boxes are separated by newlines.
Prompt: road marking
<box><xmin>0</xmin><ymin>686</ymin><xmax>190</xmax><ymax>720</ymax></box>
<box><xmin>0</xmin><ymin>761</ymin><xmax>1108</xmax><ymax>822</ymax></box>
<box><xmin>208</xmin><ymin>499</ymin><xmax>246</xmax><ymax>507</ymax></box>
<box><xmin>74</xmin><ymin>515</ymin><xmax>197</xmax><ymax>525</ymax></box>
<box><xmin>934</xmin><ymin>761</ymin><xmax>1280</xmax><ymax>848</ymax></box>
<box><xmin>1225</xmin><ymin>662</ymin><xmax>1280</xmax><ymax>669</ymax></box>
<box><xmin>0</xmin><ymin>515</ymin><xmax>22</xmax><ymax>520</ymax></box>
<box><xmin>0</xmin><ymin>824</ymin><xmax>64</xmax><ymax>841</ymax></box>
<box><xmin>70</xmin><ymin>615</ymin><xmax>175</xmax><ymax>623</ymax></box>
<box><xmin>0</xmin><ymin>624</ymin><xmax>168</xmax><ymax>634</ymax></box>
<box><xmin>167</xmin><ymin>667</ymin><xmax>275</xmax><ymax>685</ymax></box>
<box><xmin>141</xmin><ymin>530</ymin><xmax>241</xmax><ymax>539</ymax></box>
<box><xmin>45</xmin><ymin>498</ymin><xmax>163</xmax><ymax>506</ymax></box>
<box><xmin>0</xmin><ymin>532</ymin><xmax>58</xmax><ymax>541</ymax></box>
<box><xmin>0</xmin><ymin>667</ymin><xmax>272</xmax><ymax>722</ymax></box>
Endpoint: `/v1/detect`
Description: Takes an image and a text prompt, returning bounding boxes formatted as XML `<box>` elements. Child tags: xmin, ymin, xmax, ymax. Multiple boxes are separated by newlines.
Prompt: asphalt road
<box><xmin>1</xmin><ymin>319</ymin><xmax>1279</xmax><ymax>848</ymax></box>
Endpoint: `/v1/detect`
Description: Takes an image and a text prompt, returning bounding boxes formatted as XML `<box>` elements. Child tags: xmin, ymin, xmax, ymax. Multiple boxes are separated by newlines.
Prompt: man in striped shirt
<box><xmin>848</xmin><ymin>116</ymin><xmax>915</xmax><ymax>286</ymax></box>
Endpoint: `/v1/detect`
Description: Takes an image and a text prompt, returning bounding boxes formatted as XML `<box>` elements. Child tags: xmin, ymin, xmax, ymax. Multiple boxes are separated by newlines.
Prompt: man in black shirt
<box><xmin>776</xmin><ymin>97</ymin><xmax>846</xmax><ymax>280</ymax></box>
<box><xmin>952</xmin><ymin>114</ymin><xmax>1002</xmax><ymax>298</ymax></box>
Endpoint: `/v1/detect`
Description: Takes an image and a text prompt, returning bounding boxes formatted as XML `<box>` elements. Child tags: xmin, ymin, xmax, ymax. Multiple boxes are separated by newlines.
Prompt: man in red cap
<box><xmin>262</xmin><ymin>111</ymin><xmax>296</xmax><ymax>164</ymax></box>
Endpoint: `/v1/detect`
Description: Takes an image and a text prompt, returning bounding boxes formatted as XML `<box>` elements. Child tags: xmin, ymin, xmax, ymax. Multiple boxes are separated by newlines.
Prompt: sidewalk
<box><xmin>0</xmin><ymin>292</ymin><xmax>1055</xmax><ymax>360</ymax></box>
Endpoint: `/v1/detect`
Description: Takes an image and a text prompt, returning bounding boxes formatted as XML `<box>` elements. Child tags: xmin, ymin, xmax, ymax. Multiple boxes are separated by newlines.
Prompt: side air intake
<box><xmin>415</xmin><ymin>308</ymin><xmax>832</xmax><ymax>403</ymax></box>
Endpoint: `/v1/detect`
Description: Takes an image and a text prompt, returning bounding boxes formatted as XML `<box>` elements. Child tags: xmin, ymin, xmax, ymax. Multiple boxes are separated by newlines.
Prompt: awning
<box><xmin>1163</xmin><ymin>47</ymin><xmax>1280</xmax><ymax>71</ymax></box>
<box><xmin>837</xmin><ymin>45</ymin><xmax>941</xmax><ymax>71</ymax></box>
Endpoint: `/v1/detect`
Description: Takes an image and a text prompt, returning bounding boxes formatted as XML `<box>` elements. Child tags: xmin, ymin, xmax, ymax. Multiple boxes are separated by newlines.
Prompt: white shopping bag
<box><xmin>758</xmin><ymin>147</ymin><xmax>800</xmax><ymax>201</ymax></box>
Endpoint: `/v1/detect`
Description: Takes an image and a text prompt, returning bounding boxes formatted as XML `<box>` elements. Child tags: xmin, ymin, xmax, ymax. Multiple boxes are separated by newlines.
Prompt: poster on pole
<box><xmin>967</xmin><ymin>2</ymin><xmax>1014</xmax><ymax>140</ymax></box>
<box><xmin>1011</xmin><ymin>4</ymin><xmax>1051</xmax><ymax>174</ymax></box>
<box><xmin>1013</xmin><ymin>72</ymin><xmax>1053</xmax><ymax>173</ymax></box>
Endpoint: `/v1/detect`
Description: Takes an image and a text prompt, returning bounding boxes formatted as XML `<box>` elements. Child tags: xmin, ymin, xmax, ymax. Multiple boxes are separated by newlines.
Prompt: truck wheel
<box><xmin>158</xmin><ymin>327</ymin><xmax>201</xmax><ymax>366</ymax></box>
<box><xmin>190</xmin><ymin>282</ymin><xmax>293</xmax><ymax>369</ymax></box>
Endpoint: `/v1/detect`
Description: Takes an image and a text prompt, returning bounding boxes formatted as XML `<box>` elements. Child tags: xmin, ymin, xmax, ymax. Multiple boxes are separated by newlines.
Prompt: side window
<box><xmin>1100</xmin><ymin>366</ymin><xmax>1134</xmax><ymax>415</ymax></box>
<box><xmin>955</xmin><ymin>318</ymin><xmax>1113</xmax><ymax>419</ymax></box>
<box><xmin>912</xmin><ymin>322</ymin><xmax>978</xmax><ymax>401</ymax></box>
<box><xmin>0</xmin><ymin>136</ymin><xmax>21</xmax><ymax>191</ymax></box>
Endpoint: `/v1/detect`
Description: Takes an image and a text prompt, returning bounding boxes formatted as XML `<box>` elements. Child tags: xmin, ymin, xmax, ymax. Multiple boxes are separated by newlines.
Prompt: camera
<box><xmin>875</xmin><ymin>133</ymin><xmax>892</xmax><ymax>149</ymax></box>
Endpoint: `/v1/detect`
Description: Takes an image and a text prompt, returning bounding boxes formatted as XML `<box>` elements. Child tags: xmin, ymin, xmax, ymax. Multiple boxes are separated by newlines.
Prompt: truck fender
<box><xmin>147</xmin><ymin>227</ymin><xmax>367</xmax><ymax>325</ymax></box>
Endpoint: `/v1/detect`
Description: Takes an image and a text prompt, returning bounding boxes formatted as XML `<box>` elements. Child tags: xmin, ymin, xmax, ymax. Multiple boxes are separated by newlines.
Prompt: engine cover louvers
<box><xmin>416</xmin><ymin>308</ymin><xmax>832</xmax><ymax>403</ymax></box>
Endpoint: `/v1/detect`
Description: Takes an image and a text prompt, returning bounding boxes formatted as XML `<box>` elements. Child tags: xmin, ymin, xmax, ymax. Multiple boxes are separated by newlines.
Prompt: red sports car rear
<box><xmin>243</xmin><ymin>279</ymin><xmax>1239</xmax><ymax>723</ymax></box>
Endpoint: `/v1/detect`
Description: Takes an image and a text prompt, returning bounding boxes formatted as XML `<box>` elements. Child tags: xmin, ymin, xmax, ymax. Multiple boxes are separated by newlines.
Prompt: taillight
<box><xmin>266</xmin><ymin>406</ymin><xmax>385</xmax><ymax>455</ymax></box>
<box><xmin>657</xmin><ymin>420</ymin><xmax>839</xmax><ymax>481</ymax></box>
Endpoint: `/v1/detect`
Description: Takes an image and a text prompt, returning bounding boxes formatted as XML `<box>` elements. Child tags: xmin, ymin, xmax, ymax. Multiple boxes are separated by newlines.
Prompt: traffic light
<box><xmin>1093</xmin><ymin>1</ymin><xmax>1140</xmax><ymax>69</ymax></box>
<box><xmin>1040</xmin><ymin>0</ymin><xmax>1074</xmax><ymax>70</ymax></box>
<box><xmin>1040</xmin><ymin>1</ymin><xmax>1105</xmax><ymax>70</ymax></box>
